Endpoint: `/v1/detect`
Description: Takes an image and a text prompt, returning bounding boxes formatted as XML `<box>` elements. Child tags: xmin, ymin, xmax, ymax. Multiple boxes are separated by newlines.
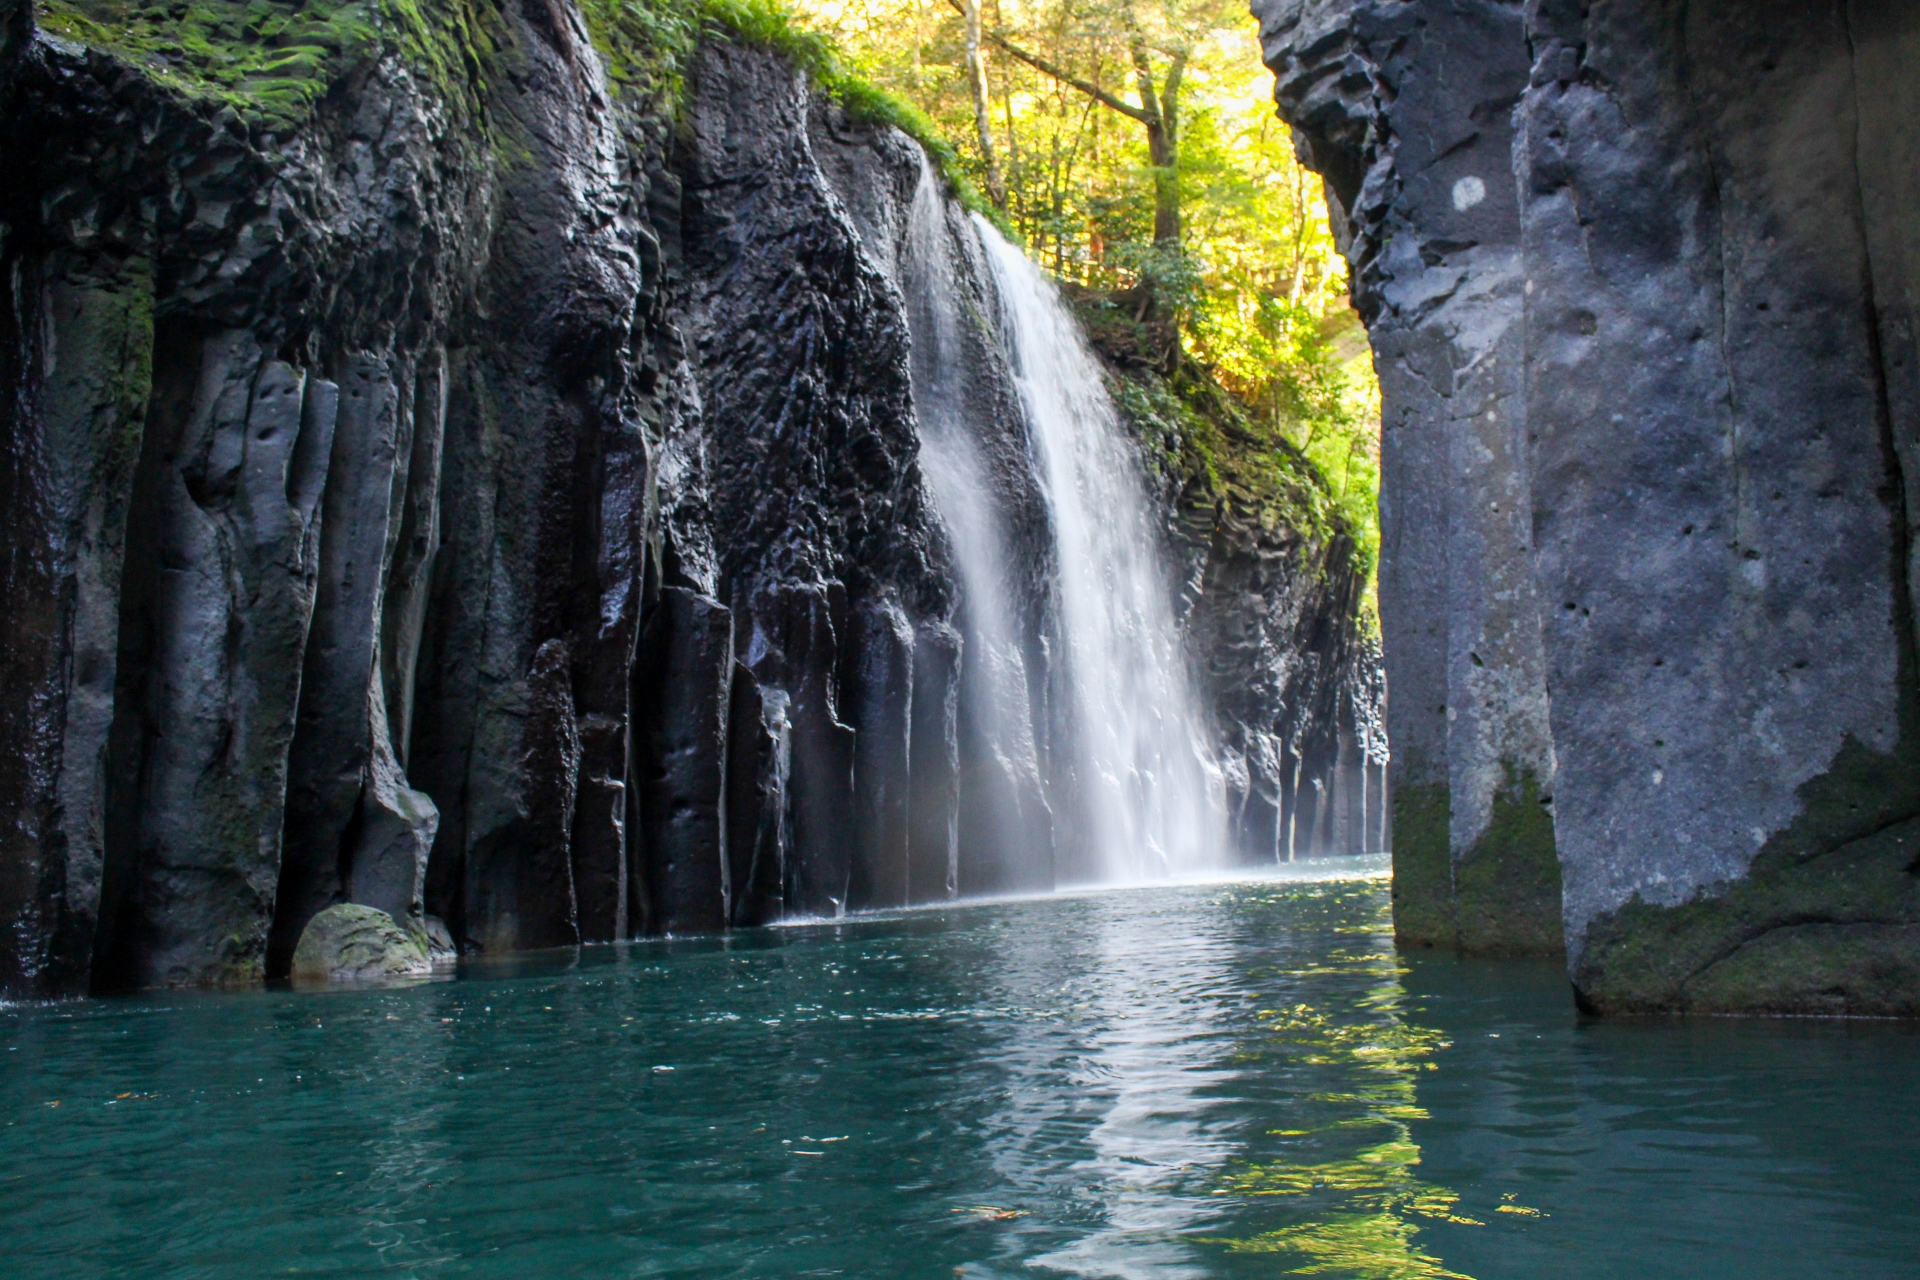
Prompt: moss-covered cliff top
<box><xmin>34</xmin><ymin>2</ymin><xmax>440</xmax><ymax>121</ymax></box>
<box><xmin>27</xmin><ymin>0</ymin><xmax>996</xmax><ymax>219</ymax></box>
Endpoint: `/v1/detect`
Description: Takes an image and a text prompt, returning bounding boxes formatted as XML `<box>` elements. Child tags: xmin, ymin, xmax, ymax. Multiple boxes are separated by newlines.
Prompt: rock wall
<box><xmin>1105</xmin><ymin>364</ymin><xmax>1389</xmax><ymax>866</ymax></box>
<box><xmin>0</xmin><ymin>0</ymin><xmax>1374</xmax><ymax>997</ymax></box>
<box><xmin>1257</xmin><ymin>0</ymin><xmax>1920</xmax><ymax>1013</ymax></box>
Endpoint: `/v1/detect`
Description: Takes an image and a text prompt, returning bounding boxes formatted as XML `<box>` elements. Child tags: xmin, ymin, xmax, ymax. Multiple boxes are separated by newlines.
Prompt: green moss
<box><xmin>1576</xmin><ymin>731</ymin><xmax>1920</xmax><ymax>1015</ymax></box>
<box><xmin>578</xmin><ymin>0</ymin><xmax>694</xmax><ymax>104</ymax></box>
<box><xmin>1389</xmin><ymin>766</ymin><xmax>1563</xmax><ymax>958</ymax></box>
<box><xmin>1451</xmin><ymin>768</ymin><xmax>1563</xmax><ymax>957</ymax></box>
<box><xmin>33</xmin><ymin>0</ymin><xmax>501</xmax><ymax>125</ymax></box>
<box><xmin>1102</xmin><ymin>350</ymin><xmax>1338</xmax><ymax>551</ymax></box>
<box><xmin>1389</xmin><ymin>780</ymin><xmax>1452</xmax><ymax>949</ymax></box>
<box><xmin>35</xmin><ymin>1</ymin><xmax>379</xmax><ymax>124</ymax></box>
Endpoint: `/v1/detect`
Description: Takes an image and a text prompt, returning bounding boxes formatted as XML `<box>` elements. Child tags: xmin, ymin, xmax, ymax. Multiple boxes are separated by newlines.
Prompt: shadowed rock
<box><xmin>744</xmin><ymin>585</ymin><xmax>858</xmax><ymax>919</ymax></box>
<box><xmin>0</xmin><ymin>256</ymin><xmax>151</xmax><ymax>996</ymax></box>
<box><xmin>848</xmin><ymin>597</ymin><xmax>914</xmax><ymax>911</ymax></box>
<box><xmin>465</xmin><ymin>639</ymin><xmax>582</xmax><ymax>953</ymax></box>
<box><xmin>725</xmin><ymin>662</ymin><xmax>791</xmax><ymax>927</ymax></box>
<box><xmin>907</xmin><ymin>621</ymin><xmax>961</xmax><ymax>904</ymax></box>
<box><xmin>270</xmin><ymin>352</ymin><xmax>436</xmax><ymax>977</ymax></box>
<box><xmin>636</xmin><ymin>587</ymin><xmax>734</xmax><ymax>935</ymax></box>
<box><xmin>95</xmin><ymin>332</ymin><xmax>335</xmax><ymax>989</ymax></box>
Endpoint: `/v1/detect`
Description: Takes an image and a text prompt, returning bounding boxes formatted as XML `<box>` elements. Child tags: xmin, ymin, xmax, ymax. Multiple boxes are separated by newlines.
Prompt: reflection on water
<box><xmin>1210</xmin><ymin>984</ymin><xmax>1473</xmax><ymax>1278</ymax></box>
<box><xmin>2</xmin><ymin>859</ymin><xmax>1915</xmax><ymax>1279</ymax></box>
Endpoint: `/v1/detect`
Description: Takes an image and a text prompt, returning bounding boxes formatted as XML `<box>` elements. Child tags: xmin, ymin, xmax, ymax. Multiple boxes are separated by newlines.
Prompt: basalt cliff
<box><xmin>1258</xmin><ymin>0</ymin><xmax>1920</xmax><ymax>1014</ymax></box>
<box><xmin>0</xmin><ymin>0</ymin><xmax>1379</xmax><ymax>997</ymax></box>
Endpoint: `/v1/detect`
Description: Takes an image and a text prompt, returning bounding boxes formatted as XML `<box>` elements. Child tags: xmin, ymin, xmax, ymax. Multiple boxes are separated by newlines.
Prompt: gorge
<box><xmin>0</xmin><ymin>0</ymin><xmax>1381</xmax><ymax>999</ymax></box>
<box><xmin>2</xmin><ymin>2</ymin><xmax>1918</xmax><ymax>1275</ymax></box>
<box><xmin>1</xmin><ymin>0</ymin><xmax>1918</xmax><ymax>1006</ymax></box>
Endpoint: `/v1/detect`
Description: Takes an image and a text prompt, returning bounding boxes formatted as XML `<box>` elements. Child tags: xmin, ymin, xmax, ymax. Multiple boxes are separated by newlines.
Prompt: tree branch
<box><xmin>942</xmin><ymin>0</ymin><xmax>1152</xmax><ymax>124</ymax></box>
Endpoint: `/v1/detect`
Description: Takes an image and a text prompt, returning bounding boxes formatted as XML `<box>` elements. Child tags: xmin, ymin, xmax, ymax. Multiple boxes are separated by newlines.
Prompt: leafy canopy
<box><xmin>794</xmin><ymin>0</ymin><xmax>1380</xmax><ymax>598</ymax></box>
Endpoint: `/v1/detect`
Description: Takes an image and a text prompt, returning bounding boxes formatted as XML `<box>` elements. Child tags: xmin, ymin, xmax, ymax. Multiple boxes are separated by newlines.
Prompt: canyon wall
<box><xmin>0</xmin><ymin>0</ymin><xmax>1376</xmax><ymax>997</ymax></box>
<box><xmin>1258</xmin><ymin>0</ymin><xmax>1920</xmax><ymax>1014</ymax></box>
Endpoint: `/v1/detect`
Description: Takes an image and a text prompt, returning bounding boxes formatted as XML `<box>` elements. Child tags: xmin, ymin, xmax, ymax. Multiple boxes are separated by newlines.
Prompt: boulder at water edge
<box><xmin>291</xmin><ymin>905</ymin><xmax>432</xmax><ymax>985</ymax></box>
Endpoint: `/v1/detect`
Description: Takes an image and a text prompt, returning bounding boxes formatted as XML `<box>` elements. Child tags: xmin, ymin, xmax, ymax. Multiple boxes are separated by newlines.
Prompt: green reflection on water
<box><xmin>1206</xmin><ymin>888</ymin><xmax>1475</xmax><ymax>1278</ymax></box>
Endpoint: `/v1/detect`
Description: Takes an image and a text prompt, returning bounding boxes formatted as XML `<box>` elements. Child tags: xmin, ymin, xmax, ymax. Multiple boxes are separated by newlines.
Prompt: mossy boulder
<box><xmin>290</xmin><ymin>903</ymin><xmax>430</xmax><ymax>984</ymax></box>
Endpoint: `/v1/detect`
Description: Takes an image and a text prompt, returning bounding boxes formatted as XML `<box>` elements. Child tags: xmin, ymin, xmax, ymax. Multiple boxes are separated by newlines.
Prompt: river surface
<box><xmin>4</xmin><ymin>860</ymin><xmax>1916</xmax><ymax>1279</ymax></box>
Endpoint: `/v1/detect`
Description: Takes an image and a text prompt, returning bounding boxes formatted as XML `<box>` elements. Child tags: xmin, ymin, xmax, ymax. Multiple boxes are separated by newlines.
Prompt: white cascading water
<box><xmin>974</xmin><ymin>217</ymin><xmax>1225</xmax><ymax>884</ymax></box>
<box><xmin>901</xmin><ymin>162</ymin><xmax>1053</xmax><ymax>885</ymax></box>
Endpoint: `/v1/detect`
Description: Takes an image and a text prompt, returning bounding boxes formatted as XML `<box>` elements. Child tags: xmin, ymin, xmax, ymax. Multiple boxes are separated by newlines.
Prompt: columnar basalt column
<box><xmin>848</xmin><ymin>596</ymin><xmax>915</xmax><ymax>911</ymax></box>
<box><xmin>1256</xmin><ymin>0</ymin><xmax>1561</xmax><ymax>953</ymax></box>
<box><xmin>270</xmin><ymin>351</ymin><xmax>436</xmax><ymax>977</ymax></box>
<box><xmin>906</xmin><ymin>621</ymin><xmax>962</xmax><ymax>904</ymax></box>
<box><xmin>97</xmin><ymin>331</ymin><xmax>336</xmax><ymax>989</ymax></box>
<box><xmin>725</xmin><ymin>661</ymin><xmax>791</xmax><ymax>927</ymax></box>
<box><xmin>636</xmin><ymin>587</ymin><xmax>734</xmax><ymax>935</ymax></box>
<box><xmin>0</xmin><ymin>255</ymin><xmax>152</xmax><ymax>996</ymax></box>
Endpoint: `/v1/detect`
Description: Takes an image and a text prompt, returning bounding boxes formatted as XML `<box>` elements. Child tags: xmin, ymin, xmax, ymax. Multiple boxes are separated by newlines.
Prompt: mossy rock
<box><xmin>291</xmin><ymin>903</ymin><xmax>430</xmax><ymax>984</ymax></box>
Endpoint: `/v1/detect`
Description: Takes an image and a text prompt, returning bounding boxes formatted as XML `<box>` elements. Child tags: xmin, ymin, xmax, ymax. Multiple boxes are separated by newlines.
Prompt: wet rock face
<box><xmin>0</xmin><ymin>4</ymin><xmax>1374</xmax><ymax>995</ymax></box>
<box><xmin>0</xmin><ymin>10</ymin><xmax>968</xmax><ymax>993</ymax></box>
<box><xmin>1257</xmin><ymin>0</ymin><xmax>1920</xmax><ymax>1012</ymax></box>
<box><xmin>1167</xmin><ymin>464</ymin><xmax>1387</xmax><ymax>866</ymax></box>
<box><xmin>1255</xmin><ymin>0</ymin><xmax>1558</xmax><ymax>958</ymax></box>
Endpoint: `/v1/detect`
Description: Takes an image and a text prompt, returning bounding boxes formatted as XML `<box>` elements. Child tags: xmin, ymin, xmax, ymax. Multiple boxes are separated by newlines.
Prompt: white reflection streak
<box><xmin>978</xmin><ymin>893</ymin><xmax>1241</xmax><ymax>1278</ymax></box>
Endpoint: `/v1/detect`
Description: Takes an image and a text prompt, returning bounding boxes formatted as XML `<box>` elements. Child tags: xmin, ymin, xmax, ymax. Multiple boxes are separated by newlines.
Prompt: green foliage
<box><xmin>35</xmin><ymin>0</ymin><xmax>380</xmax><ymax>123</ymax></box>
<box><xmin>796</xmin><ymin>0</ymin><xmax>1382</xmax><ymax>607</ymax></box>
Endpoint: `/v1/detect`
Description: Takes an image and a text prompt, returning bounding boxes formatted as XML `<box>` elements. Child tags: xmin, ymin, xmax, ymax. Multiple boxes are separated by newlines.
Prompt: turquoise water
<box><xmin>3</xmin><ymin>861</ymin><xmax>1916</xmax><ymax>1279</ymax></box>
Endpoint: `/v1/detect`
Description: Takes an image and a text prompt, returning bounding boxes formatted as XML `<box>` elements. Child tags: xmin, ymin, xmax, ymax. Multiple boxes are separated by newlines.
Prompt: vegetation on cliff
<box><xmin>793</xmin><ymin>0</ymin><xmax>1379</xmax><ymax>598</ymax></box>
<box><xmin>25</xmin><ymin>0</ymin><xmax>1378</xmax><ymax>599</ymax></box>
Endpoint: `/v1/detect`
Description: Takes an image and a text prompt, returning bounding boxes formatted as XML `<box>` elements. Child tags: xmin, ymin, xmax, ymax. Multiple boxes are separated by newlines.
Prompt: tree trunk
<box><xmin>961</xmin><ymin>0</ymin><xmax>1006</xmax><ymax>209</ymax></box>
<box><xmin>1146</xmin><ymin>118</ymin><xmax>1179</xmax><ymax>246</ymax></box>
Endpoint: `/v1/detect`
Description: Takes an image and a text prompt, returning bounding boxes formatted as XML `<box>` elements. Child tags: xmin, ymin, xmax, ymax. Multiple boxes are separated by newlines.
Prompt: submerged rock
<box><xmin>289</xmin><ymin>904</ymin><xmax>430</xmax><ymax>985</ymax></box>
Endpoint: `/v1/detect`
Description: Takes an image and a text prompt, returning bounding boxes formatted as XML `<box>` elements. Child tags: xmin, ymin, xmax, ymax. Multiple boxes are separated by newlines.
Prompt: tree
<box><xmin>959</xmin><ymin>0</ymin><xmax>1007</xmax><ymax>209</ymax></box>
<box><xmin>957</xmin><ymin>2</ymin><xmax>1188</xmax><ymax>247</ymax></box>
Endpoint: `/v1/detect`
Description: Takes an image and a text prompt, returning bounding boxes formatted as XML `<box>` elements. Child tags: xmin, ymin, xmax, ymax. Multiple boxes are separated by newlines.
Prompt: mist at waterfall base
<box><xmin>5</xmin><ymin>865</ymin><xmax>1914</xmax><ymax>1279</ymax></box>
<box><xmin>901</xmin><ymin>174</ymin><xmax>1226</xmax><ymax>891</ymax></box>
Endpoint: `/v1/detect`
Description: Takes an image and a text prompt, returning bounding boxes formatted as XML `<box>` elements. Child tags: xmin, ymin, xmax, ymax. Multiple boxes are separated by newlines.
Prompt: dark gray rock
<box><xmin>743</xmin><ymin>584</ymin><xmax>859</xmax><ymax>918</ymax></box>
<box><xmin>848</xmin><ymin>597</ymin><xmax>915</xmax><ymax>911</ymax></box>
<box><xmin>94</xmin><ymin>334</ymin><xmax>335</xmax><ymax>988</ymax></box>
<box><xmin>0</xmin><ymin>255</ymin><xmax>150</xmax><ymax>996</ymax></box>
<box><xmin>725</xmin><ymin>661</ymin><xmax>791</xmax><ymax>927</ymax></box>
<box><xmin>906</xmin><ymin>621</ymin><xmax>962</xmax><ymax>904</ymax></box>
<box><xmin>272</xmin><ymin>351</ymin><xmax>421</xmax><ymax>976</ymax></box>
<box><xmin>635</xmin><ymin>587</ymin><xmax>734</xmax><ymax>935</ymax></box>
<box><xmin>464</xmin><ymin>638</ymin><xmax>582</xmax><ymax>953</ymax></box>
<box><xmin>1259</xmin><ymin>0</ymin><xmax>1920</xmax><ymax>1010</ymax></box>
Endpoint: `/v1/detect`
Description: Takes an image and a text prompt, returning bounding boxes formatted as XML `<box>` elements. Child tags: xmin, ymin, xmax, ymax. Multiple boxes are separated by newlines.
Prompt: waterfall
<box><xmin>902</xmin><ymin>161</ymin><xmax>1056</xmax><ymax>893</ymax></box>
<box><xmin>973</xmin><ymin>220</ymin><xmax>1224</xmax><ymax>884</ymax></box>
<box><xmin>896</xmin><ymin>156</ymin><xmax>1222</xmax><ymax>890</ymax></box>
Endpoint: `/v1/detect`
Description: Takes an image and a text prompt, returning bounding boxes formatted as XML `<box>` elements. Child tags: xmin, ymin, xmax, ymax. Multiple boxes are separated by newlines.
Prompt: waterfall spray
<box><xmin>974</xmin><ymin>217</ymin><xmax>1225</xmax><ymax>884</ymax></box>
